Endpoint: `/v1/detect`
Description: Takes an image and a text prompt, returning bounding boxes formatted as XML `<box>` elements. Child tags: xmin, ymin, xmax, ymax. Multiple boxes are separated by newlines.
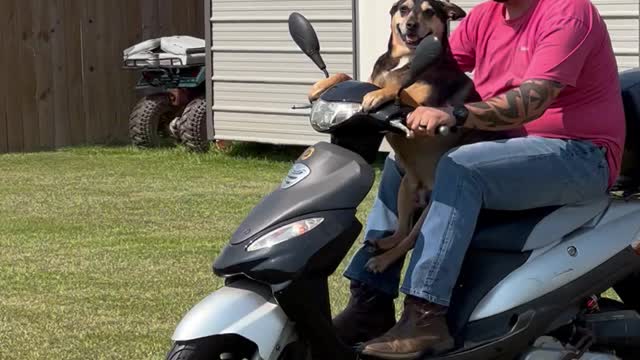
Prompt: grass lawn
<box><xmin>0</xmin><ymin>144</ymin><xmax>382</xmax><ymax>360</ymax></box>
<box><xmin>0</xmin><ymin>144</ymin><xmax>619</xmax><ymax>359</ymax></box>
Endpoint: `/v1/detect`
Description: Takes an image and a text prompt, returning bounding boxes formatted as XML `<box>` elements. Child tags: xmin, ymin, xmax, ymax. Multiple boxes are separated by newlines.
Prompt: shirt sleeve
<box><xmin>450</xmin><ymin>15</ymin><xmax>477</xmax><ymax>73</ymax></box>
<box><xmin>524</xmin><ymin>16</ymin><xmax>594</xmax><ymax>87</ymax></box>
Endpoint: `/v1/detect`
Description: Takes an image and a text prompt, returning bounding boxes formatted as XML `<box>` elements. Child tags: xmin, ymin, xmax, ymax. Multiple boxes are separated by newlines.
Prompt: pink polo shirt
<box><xmin>450</xmin><ymin>0</ymin><xmax>625</xmax><ymax>187</ymax></box>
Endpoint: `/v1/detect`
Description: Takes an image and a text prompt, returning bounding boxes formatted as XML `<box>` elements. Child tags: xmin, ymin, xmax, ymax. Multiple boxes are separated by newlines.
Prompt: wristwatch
<box><xmin>452</xmin><ymin>105</ymin><xmax>469</xmax><ymax>127</ymax></box>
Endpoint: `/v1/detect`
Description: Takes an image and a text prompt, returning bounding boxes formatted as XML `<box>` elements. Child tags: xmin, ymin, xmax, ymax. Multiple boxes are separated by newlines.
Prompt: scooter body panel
<box><xmin>470</xmin><ymin>199</ymin><xmax>640</xmax><ymax>321</ymax></box>
<box><xmin>172</xmin><ymin>280</ymin><xmax>291</xmax><ymax>360</ymax></box>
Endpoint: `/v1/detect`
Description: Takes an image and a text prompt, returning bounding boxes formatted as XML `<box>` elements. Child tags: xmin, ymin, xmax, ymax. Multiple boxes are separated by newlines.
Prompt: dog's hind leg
<box><xmin>370</xmin><ymin>175</ymin><xmax>414</xmax><ymax>251</ymax></box>
<box><xmin>366</xmin><ymin>204</ymin><xmax>430</xmax><ymax>274</ymax></box>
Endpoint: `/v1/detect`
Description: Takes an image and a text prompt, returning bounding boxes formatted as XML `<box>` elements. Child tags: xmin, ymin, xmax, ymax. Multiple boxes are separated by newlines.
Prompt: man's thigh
<box><xmin>443</xmin><ymin>136</ymin><xmax>609</xmax><ymax>210</ymax></box>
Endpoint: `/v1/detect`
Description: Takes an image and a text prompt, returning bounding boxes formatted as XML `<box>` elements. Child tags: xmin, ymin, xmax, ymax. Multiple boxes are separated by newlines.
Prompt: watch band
<box><xmin>452</xmin><ymin>105</ymin><xmax>469</xmax><ymax>127</ymax></box>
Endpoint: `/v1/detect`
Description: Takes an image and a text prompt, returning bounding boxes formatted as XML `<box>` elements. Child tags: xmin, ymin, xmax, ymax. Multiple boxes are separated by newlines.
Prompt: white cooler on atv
<box><xmin>123</xmin><ymin>36</ymin><xmax>208</xmax><ymax>153</ymax></box>
<box><xmin>123</xmin><ymin>35</ymin><xmax>205</xmax><ymax>68</ymax></box>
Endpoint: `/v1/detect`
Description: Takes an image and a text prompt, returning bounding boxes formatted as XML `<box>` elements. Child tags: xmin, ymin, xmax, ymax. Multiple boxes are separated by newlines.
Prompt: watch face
<box><xmin>453</xmin><ymin>106</ymin><xmax>468</xmax><ymax>126</ymax></box>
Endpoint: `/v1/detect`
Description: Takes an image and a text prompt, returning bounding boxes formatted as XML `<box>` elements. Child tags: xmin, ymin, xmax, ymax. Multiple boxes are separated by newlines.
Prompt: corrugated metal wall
<box><xmin>209</xmin><ymin>0</ymin><xmax>640</xmax><ymax>146</ymax></box>
<box><xmin>452</xmin><ymin>0</ymin><xmax>640</xmax><ymax>71</ymax></box>
<box><xmin>209</xmin><ymin>0</ymin><xmax>355</xmax><ymax>145</ymax></box>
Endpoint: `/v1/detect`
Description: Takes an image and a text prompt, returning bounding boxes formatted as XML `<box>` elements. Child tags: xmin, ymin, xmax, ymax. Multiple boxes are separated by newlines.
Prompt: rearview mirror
<box><xmin>402</xmin><ymin>35</ymin><xmax>443</xmax><ymax>90</ymax></box>
<box><xmin>288</xmin><ymin>12</ymin><xmax>329</xmax><ymax>78</ymax></box>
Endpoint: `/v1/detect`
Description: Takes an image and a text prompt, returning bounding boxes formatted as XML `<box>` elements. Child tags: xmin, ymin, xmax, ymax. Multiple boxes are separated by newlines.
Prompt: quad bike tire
<box><xmin>179</xmin><ymin>96</ymin><xmax>209</xmax><ymax>153</ymax></box>
<box><xmin>129</xmin><ymin>94</ymin><xmax>178</xmax><ymax>148</ymax></box>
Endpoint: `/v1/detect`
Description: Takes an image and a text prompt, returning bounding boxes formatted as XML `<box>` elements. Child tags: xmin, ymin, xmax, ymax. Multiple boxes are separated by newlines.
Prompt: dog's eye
<box><xmin>400</xmin><ymin>6</ymin><xmax>410</xmax><ymax>15</ymax></box>
<box><xmin>424</xmin><ymin>8</ymin><xmax>435</xmax><ymax>17</ymax></box>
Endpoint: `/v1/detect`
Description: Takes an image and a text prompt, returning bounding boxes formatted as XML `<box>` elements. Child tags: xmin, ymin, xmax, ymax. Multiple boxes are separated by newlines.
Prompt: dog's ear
<box><xmin>441</xmin><ymin>1</ymin><xmax>466</xmax><ymax>20</ymax></box>
<box><xmin>390</xmin><ymin>0</ymin><xmax>402</xmax><ymax>16</ymax></box>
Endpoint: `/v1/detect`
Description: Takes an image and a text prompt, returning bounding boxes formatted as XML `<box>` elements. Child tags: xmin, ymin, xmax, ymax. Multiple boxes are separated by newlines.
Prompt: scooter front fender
<box><xmin>172</xmin><ymin>279</ymin><xmax>291</xmax><ymax>359</ymax></box>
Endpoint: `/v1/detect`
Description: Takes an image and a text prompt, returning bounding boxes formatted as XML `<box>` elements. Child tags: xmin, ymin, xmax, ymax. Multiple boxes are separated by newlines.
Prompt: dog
<box><xmin>309</xmin><ymin>0</ymin><xmax>486</xmax><ymax>274</ymax></box>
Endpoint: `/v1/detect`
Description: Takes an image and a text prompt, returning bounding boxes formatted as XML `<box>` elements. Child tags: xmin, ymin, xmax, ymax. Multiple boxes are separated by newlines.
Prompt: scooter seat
<box><xmin>471</xmin><ymin>195</ymin><xmax>610</xmax><ymax>252</ymax></box>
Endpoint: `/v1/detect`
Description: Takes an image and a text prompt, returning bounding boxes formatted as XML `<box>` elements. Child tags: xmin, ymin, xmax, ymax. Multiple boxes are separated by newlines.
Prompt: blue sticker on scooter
<box><xmin>281</xmin><ymin>163</ymin><xmax>311</xmax><ymax>189</ymax></box>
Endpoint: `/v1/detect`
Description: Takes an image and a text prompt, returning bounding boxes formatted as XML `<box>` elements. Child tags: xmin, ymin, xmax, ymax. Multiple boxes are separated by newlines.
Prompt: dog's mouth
<box><xmin>397</xmin><ymin>24</ymin><xmax>431</xmax><ymax>48</ymax></box>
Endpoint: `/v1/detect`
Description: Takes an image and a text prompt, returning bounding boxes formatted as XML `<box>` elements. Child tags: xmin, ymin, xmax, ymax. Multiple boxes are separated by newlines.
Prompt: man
<box><xmin>335</xmin><ymin>0</ymin><xmax>626</xmax><ymax>358</ymax></box>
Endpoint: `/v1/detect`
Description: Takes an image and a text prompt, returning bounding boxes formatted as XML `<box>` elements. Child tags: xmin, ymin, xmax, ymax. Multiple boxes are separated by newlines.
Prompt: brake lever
<box><xmin>389</xmin><ymin>119</ymin><xmax>415</xmax><ymax>139</ymax></box>
<box><xmin>291</xmin><ymin>104</ymin><xmax>313</xmax><ymax>110</ymax></box>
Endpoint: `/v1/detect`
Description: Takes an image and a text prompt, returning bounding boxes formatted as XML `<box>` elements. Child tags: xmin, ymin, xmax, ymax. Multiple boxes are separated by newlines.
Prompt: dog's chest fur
<box><xmin>370</xmin><ymin>54</ymin><xmax>413</xmax><ymax>88</ymax></box>
<box><xmin>370</xmin><ymin>51</ymin><xmax>477</xmax><ymax>189</ymax></box>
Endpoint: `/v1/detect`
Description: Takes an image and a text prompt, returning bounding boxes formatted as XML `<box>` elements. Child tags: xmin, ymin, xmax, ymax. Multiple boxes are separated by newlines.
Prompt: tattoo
<box><xmin>467</xmin><ymin>79</ymin><xmax>564</xmax><ymax>130</ymax></box>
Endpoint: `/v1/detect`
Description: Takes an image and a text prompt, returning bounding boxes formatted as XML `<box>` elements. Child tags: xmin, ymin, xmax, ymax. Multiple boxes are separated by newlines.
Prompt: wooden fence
<box><xmin>1</xmin><ymin>0</ymin><xmax>204</xmax><ymax>153</ymax></box>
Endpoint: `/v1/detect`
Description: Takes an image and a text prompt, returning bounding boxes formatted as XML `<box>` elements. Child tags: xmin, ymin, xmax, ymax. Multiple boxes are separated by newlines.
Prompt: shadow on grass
<box><xmin>219</xmin><ymin>141</ymin><xmax>389</xmax><ymax>171</ymax></box>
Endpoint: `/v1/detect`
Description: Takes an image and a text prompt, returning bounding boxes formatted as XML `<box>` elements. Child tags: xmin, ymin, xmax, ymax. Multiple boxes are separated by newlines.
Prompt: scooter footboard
<box><xmin>172</xmin><ymin>279</ymin><xmax>291</xmax><ymax>358</ymax></box>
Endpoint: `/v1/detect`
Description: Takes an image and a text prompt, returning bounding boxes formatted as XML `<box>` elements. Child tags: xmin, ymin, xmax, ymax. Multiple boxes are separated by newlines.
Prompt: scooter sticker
<box><xmin>300</xmin><ymin>147</ymin><xmax>315</xmax><ymax>161</ymax></box>
<box><xmin>281</xmin><ymin>163</ymin><xmax>311</xmax><ymax>189</ymax></box>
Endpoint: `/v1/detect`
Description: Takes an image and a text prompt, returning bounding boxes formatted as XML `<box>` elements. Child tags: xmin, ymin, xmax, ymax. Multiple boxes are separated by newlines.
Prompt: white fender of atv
<box><xmin>172</xmin><ymin>280</ymin><xmax>289</xmax><ymax>359</ymax></box>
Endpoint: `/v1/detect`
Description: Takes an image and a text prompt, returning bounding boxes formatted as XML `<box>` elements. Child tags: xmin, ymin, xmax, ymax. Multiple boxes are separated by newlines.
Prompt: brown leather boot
<box><xmin>360</xmin><ymin>295</ymin><xmax>455</xmax><ymax>359</ymax></box>
<box><xmin>332</xmin><ymin>280</ymin><xmax>396</xmax><ymax>347</ymax></box>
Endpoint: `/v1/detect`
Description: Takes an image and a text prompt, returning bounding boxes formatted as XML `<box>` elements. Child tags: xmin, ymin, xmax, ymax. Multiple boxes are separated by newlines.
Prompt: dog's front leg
<box><xmin>362</xmin><ymin>85</ymin><xmax>401</xmax><ymax>112</ymax></box>
<box><xmin>308</xmin><ymin>73</ymin><xmax>352</xmax><ymax>101</ymax></box>
<box><xmin>400</xmin><ymin>82</ymin><xmax>435</xmax><ymax>107</ymax></box>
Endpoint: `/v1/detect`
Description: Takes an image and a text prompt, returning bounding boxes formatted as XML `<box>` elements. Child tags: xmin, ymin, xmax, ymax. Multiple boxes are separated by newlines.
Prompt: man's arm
<box><xmin>464</xmin><ymin>79</ymin><xmax>565</xmax><ymax>130</ymax></box>
<box><xmin>406</xmin><ymin>79</ymin><xmax>565</xmax><ymax>135</ymax></box>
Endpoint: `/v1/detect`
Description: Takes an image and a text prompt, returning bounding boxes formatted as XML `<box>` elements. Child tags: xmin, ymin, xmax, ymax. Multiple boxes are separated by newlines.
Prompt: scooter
<box><xmin>166</xmin><ymin>12</ymin><xmax>640</xmax><ymax>360</ymax></box>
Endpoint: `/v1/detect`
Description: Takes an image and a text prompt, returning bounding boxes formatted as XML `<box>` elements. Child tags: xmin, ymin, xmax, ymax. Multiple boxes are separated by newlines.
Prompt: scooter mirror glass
<box><xmin>288</xmin><ymin>12</ymin><xmax>329</xmax><ymax>77</ymax></box>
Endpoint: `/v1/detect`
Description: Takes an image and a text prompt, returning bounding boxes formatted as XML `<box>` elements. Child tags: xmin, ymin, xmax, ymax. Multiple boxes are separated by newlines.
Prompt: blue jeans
<box><xmin>344</xmin><ymin>136</ymin><xmax>609</xmax><ymax>306</ymax></box>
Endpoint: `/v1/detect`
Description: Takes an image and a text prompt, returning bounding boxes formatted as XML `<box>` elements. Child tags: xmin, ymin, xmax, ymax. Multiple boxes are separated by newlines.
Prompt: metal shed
<box><xmin>206</xmin><ymin>0</ymin><xmax>640</xmax><ymax>145</ymax></box>
<box><xmin>205</xmin><ymin>0</ymin><xmax>356</xmax><ymax>145</ymax></box>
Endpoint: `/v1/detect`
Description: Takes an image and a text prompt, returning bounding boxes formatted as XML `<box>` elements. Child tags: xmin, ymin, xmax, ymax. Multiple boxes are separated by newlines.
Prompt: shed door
<box><xmin>210</xmin><ymin>0</ymin><xmax>355</xmax><ymax>145</ymax></box>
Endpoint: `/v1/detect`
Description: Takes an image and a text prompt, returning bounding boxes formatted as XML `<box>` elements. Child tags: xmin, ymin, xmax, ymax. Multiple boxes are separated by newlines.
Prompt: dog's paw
<box><xmin>366</xmin><ymin>256</ymin><xmax>391</xmax><ymax>274</ymax></box>
<box><xmin>308</xmin><ymin>73</ymin><xmax>352</xmax><ymax>101</ymax></box>
<box><xmin>362</xmin><ymin>89</ymin><xmax>394</xmax><ymax>112</ymax></box>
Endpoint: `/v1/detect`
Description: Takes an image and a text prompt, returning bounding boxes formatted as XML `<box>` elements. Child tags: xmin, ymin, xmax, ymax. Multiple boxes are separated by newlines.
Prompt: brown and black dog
<box><xmin>310</xmin><ymin>0</ymin><xmax>486</xmax><ymax>274</ymax></box>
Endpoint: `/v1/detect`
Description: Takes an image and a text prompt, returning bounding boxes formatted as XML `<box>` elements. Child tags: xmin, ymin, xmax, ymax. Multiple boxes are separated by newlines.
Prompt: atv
<box><xmin>123</xmin><ymin>36</ymin><xmax>209</xmax><ymax>153</ymax></box>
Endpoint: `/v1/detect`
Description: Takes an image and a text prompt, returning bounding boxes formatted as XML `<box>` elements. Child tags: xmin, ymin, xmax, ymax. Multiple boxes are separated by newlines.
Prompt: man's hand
<box><xmin>407</xmin><ymin>106</ymin><xmax>456</xmax><ymax>137</ymax></box>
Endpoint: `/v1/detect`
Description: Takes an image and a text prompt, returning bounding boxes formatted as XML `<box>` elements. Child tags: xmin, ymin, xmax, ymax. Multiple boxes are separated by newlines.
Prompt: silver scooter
<box><xmin>166</xmin><ymin>13</ymin><xmax>640</xmax><ymax>360</ymax></box>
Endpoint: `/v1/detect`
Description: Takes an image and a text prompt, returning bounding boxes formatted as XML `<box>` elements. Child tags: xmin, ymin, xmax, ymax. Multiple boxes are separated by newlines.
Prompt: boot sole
<box><xmin>360</xmin><ymin>338</ymin><xmax>455</xmax><ymax>359</ymax></box>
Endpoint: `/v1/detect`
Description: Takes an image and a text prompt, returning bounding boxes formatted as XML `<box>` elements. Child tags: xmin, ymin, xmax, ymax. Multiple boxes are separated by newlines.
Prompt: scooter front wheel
<box><xmin>166</xmin><ymin>337</ymin><xmax>258</xmax><ymax>360</ymax></box>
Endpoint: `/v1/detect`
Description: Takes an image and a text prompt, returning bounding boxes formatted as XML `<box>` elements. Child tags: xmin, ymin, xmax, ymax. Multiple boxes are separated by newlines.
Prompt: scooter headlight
<box><xmin>309</xmin><ymin>99</ymin><xmax>361</xmax><ymax>132</ymax></box>
<box><xmin>246</xmin><ymin>218</ymin><xmax>325</xmax><ymax>252</ymax></box>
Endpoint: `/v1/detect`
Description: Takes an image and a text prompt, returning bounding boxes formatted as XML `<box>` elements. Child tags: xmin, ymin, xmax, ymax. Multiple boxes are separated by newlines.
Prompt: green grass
<box><xmin>0</xmin><ymin>143</ymin><xmax>621</xmax><ymax>359</ymax></box>
<box><xmin>0</xmin><ymin>144</ymin><xmax>381</xmax><ymax>359</ymax></box>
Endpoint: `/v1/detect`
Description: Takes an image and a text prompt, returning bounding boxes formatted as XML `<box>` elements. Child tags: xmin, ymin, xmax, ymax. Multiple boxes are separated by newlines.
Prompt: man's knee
<box><xmin>437</xmin><ymin>144</ymin><xmax>480</xmax><ymax>175</ymax></box>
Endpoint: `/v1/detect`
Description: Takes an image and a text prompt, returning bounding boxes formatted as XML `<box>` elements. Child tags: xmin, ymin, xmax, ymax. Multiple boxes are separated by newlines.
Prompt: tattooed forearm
<box><xmin>465</xmin><ymin>79</ymin><xmax>564</xmax><ymax>131</ymax></box>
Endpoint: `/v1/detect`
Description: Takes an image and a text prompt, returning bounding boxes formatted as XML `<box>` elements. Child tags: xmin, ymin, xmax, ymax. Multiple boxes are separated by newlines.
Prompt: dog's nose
<box><xmin>406</xmin><ymin>21</ymin><xmax>417</xmax><ymax>31</ymax></box>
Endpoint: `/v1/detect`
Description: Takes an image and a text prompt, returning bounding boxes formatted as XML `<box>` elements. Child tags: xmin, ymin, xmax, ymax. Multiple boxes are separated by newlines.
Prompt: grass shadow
<box><xmin>219</xmin><ymin>142</ymin><xmax>307</xmax><ymax>163</ymax></box>
<box><xmin>218</xmin><ymin>141</ymin><xmax>390</xmax><ymax>170</ymax></box>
